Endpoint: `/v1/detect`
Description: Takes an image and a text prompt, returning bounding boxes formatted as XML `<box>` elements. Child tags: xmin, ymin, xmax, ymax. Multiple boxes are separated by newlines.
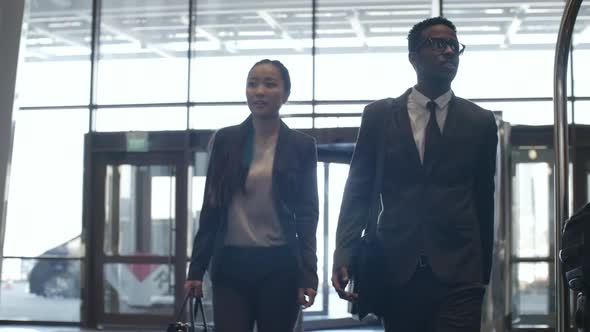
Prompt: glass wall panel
<box><xmin>326</xmin><ymin>163</ymin><xmax>350</xmax><ymax>317</ymax></box>
<box><xmin>512</xmin><ymin>262</ymin><xmax>552</xmax><ymax>322</ymax></box>
<box><xmin>4</xmin><ymin>109</ymin><xmax>87</xmax><ymax>258</ymax></box>
<box><xmin>314</xmin><ymin>116</ymin><xmax>361</xmax><ymax>128</ymax></box>
<box><xmin>189</xmin><ymin>104</ymin><xmax>310</xmax><ymax>129</ymax></box>
<box><xmin>315</xmin><ymin>1</ymin><xmax>430</xmax><ymax>101</ymax></box>
<box><xmin>103</xmin><ymin>263</ymin><xmax>174</xmax><ymax>315</ymax></box>
<box><xmin>315</xmin><ymin>104</ymin><xmax>362</xmax><ymax>128</ymax></box>
<box><xmin>94</xmin><ymin>107</ymin><xmax>186</xmax><ymax>131</ymax></box>
<box><xmin>572</xmin><ymin>2</ymin><xmax>590</xmax><ymax>97</ymax></box>
<box><xmin>1</xmin><ymin>108</ymin><xmax>87</xmax><ymax>322</ymax></box>
<box><xmin>19</xmin><ymin>0</ymin><xmax>92</xmax><ymax>107</ymax></box>
<box><xmin>282</xmin><ymin>117</ymin><xmax>314</xmax><ymax>129</ymax></box>
<box><xmin>477</xmin><ymin>101</ymin><xmax>555</xmax><ymax>125</ymax></box>
<box><xmin>315</xmin><ymin>104</ymin><xmax>363</xmax><ymax>115</ymax></box>
<box><xmin>191</xmin><ymin>56</ymin><xmax>313</xmax><ymax>103</ymax></box>
<box><xmin>103</xmin><ymin>165</ymin><xmax>176</xmax><ymax>257</ymax></box>
<box><xmin>190</xmin><ymin>0</ymin><xmax>313</xmax><ymax>103</ymax></box>
<box><xmin>281</xmin><ymin>105</ymin><xmax>314</xmax><ymax>129</ymax></box>
<box><xmin>511</xmin><ymin>160</ymin><xmax>552</xmax><ymax>258</ymax></box>
<box><xmin>510</xmin><ymin>145</ymin><xmax>555</xmax><ymax>327</ymax></box>
<box><xmin>444</xmin><ymin>1</ymin><xmax>565</xmax><ymax>99</ymax></box>
<box><xmin>190</xmin><ymin>105</ymin><xmax>249</xmax><ymax>129</ymax></box>
<box><xmin>307</xmin><ymin>162</ymin><xmax>326</xmax><ymax>312</ymax></box>
<box><xmin>96</xmin><ymin>0</ymin><xmax>189</xmax><ymax>104</ymax></box>
<box><xmin>0</xmin><ymin>257</ymin><xmax>82</xmax><ymax>321</ymax></box>
<box><xmin>573</xmin><ymin>101</ymin><xmax>590</xmax><ymax>124</ymax></box>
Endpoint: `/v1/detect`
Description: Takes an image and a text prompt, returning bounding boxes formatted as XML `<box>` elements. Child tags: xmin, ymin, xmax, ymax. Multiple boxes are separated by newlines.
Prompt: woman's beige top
<box><xmin>224</xmin><ymin>139</ymin><xmax>286</xmax><ymax>247</ymax></box>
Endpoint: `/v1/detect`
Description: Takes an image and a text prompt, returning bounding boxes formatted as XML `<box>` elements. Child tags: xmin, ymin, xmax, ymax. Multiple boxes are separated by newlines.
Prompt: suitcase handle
<box><xmin>175</xmin><ymin>289</ymin><xmax>208</xmax><ymax>331</ymax></box>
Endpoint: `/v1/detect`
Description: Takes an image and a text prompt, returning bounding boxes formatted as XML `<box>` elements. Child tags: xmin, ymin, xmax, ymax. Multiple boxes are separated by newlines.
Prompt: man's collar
<box><xmin>411</xmin><ymin>87</ymin><xmax>453</xmax><ymax>109</ymax></box>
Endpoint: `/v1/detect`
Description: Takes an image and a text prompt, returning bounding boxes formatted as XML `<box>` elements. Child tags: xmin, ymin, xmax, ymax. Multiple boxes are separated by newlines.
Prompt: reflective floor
<box><xmin>0</xmin><ymin>326</ymin><xmax>383</xmax><ymax>332</ymax></box>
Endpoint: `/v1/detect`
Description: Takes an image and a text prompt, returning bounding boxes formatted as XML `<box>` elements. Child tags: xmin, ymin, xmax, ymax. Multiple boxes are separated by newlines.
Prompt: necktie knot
<box><xmin>426</xmin><ymin>101</ymin><xmax>440</xmax><ymax>135</ymax></box>
<box><xmin>427</xmin><ymin>100</ymin><xmax>437</xmax><ymax>116</ymax></box>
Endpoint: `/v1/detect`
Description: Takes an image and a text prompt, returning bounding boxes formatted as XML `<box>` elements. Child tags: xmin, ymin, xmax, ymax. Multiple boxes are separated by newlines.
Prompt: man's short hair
<box><xmin>408</xmin><ymin>16</ymin><xmax>457</xmax><ymax>53</ymax></box>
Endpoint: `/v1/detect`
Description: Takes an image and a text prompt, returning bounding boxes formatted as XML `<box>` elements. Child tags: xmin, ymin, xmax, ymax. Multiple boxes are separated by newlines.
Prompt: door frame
<box><xmin>82</xmin><ymin>131</ymin><xmax>196</xmax><ymax>328</ymax></box>
<box><xmin>87</xmin><ymin>151</ymin><xmax>187</xmax><ymax>327</ymax></box>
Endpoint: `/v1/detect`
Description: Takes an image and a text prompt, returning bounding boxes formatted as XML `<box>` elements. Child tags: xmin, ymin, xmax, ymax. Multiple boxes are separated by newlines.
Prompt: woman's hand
<box><xmin>298</xmin><ymin>288</ymin><xmax>317</xmax><ymax>309</ymax></box>
<box><xmin>184</xmin><ymin>279</ymin><xmax>204</xmax><ymax>298</ymax></box>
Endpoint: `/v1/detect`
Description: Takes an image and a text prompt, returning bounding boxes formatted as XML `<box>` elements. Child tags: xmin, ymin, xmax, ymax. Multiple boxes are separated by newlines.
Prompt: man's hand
<box><xmin>184</xmin><ymin>279</ymin><xmax>203</xmax><ymax>298</ymax></box>
<box><xmin>331</xmin><ymin>266</ymin><xmax>358</xmax><ymax>302</ymax></box>
<box><xmin>298</xmin><ymin>288</ymin><xmax>317</xmax><ymax>308</ymax></box>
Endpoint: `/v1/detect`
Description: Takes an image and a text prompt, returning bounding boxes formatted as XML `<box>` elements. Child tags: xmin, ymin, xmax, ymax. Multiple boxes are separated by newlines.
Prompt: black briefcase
<box><xmin>351</xmin><ymin>233</ymin><xmax>387</xmax><ymax>320</ymax></box>
<box><xmin>167</xmin><ymin>291</ymin><xmax>210</xmax><ymax>332</ymax></box>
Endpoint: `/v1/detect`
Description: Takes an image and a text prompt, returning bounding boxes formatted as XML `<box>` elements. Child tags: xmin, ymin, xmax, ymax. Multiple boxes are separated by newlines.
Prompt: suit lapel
<box><xmin>395</xmin><ymin>97</ymin><xmax>423</xmax><ymax>170</ymax></box>
<box><xmin>389</xmin><ymin>89</ymin><xmax>423</xmax><ymax>171</ymax></box>
<box><xmin>273</xmin><ymin>121</ymin><xmax>290</xmax><ymax>169</ymax></box>
<box><xmin>271</xmin><ymin>120</ymin><xmax>290</xmax><ymax>198</ymax></box>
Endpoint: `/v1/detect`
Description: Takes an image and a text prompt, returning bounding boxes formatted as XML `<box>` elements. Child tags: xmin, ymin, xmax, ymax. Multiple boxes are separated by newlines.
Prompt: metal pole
<box><xmin>553</xmin><ymin>0</ymin><xmax>583</xmax><ymax>331</ymax></box>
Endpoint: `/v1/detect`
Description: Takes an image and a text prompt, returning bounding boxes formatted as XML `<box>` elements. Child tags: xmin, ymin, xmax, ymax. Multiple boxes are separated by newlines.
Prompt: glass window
<box><xmin>189</xmin><ymin>104</ymin><xmax>310</xmax><ymax>129</ymax></box>
<box><xmin>0</xmin><ymin>257</ymin><xmax>82</xmax><ymax>321</ymax></box>
<box><xmin>315</xmin><ymin>1</ymin><xmax>431</xmax><ymax>101</ymax></box>
<box><xmin>512</xmin><ymin>262</ymin><xmax>552</xmax><ymax>319</ymax></box>
<box><xmin>573</xmin><ymin>3</ymin><xmax>590</xmax><ymax>97</ymax></box>
<box><xmin>307</xmin><ymin>162</ymin><xmax>326</xmax><ymax>313</ymax></box>
<box><xmin>573</xmin><ymin>101</ymin><xmax>590</xmax><ymax>125</ymax></box>
<box><xmin>191</xmin><ymin>56</ymin><xmax>313</xmax><ymax>103</ymax></box>
<box><xmin>191</xmin><ymin>0</ymin><xmax>313</xmax><ymax>103</ymax></box>
<box><xmin>103</xmin><ymin>165</ymin><xmax>176</xmax><ymax>257</ymax></box>
<box><xmin>189</xmin><ymin>105</ymin><xmax>249</xmax><ymax>129</ymax></box>
<box><xmin>509</xmin><ymin>144</ymin><xmax>557</xmax><ymax>327</ymax></box>
<box><xmin>314</xmin><ymin>116</ymin><xmax>361</xmax><ymax>128</ymax></box>
<box><xmin>476</xmin><ymin>101</ymin><xmax>556</xmax><ymax>126</ymax></box>
<box><xmin>445</xmin><ymin>1</ymin><xmax>565</xmax><ymax>99</ymax></box>
<box><xmin>103</xmin><ymin>263</ymin><xmax>174</xmax><ymax>315</ymax></box>
<box><xmin>19</xmin><ymin>0</ymin><xmax>92</xmax><ymax>107</ymax></box>
<box><xmin>4</xmin><ymin>109</ymin><xmax>87</xmax><ymax>257</ymax></box>
<box><xmin>315</xmin><ymin>104</ymin><xmax>363</xmax><ymax>128</ymax></box>
<box><xmin>326</xmin><ymin>163</ymin><xmax>351</xmax><ymax>317</ymax></box>
<box><xmin>511</xmin><ymin>160</ymin><xmax>552</xmax><ymax>258</ymax></box>
<box><xmin>94</xmin><ymin>107</ymin><xmax>187</xmax><ymax>131</ymax></box>
<box><xmin>96</xmin><ymin>0</ymin><xmax>189</xmax><ymax>104</ymax></box>
<box><xmin>1</xmin><ymin>108</ymin><xmax>87</xmax><ymax>322</ymax></box>
<box><xmin>282</xmin><ymin>116</ymin><xmax>314</xmax><ymax>129</ymax></box>
<box><xmin>281</xmin><ymin>105</ymin><xmax>314</xmax><ymax>129</ymax></box>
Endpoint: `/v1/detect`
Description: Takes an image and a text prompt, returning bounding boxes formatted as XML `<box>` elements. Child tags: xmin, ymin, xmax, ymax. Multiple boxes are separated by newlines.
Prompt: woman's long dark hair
<box><xmin>205</xmin><ymin>59</ymin><xmax>291</xmax><ymax>207</ymax></box>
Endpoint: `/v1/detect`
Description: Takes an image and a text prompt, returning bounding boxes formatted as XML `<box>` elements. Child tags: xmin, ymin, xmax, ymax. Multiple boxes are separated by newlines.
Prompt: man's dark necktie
<box><xmin>423</xmin><ymin>100</ymin><xmax>441</xmax><ymax>165</ymax></box>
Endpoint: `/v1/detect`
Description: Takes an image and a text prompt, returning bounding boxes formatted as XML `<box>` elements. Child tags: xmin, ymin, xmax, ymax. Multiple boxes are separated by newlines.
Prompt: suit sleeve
<box><xmin>476</xmin><ymin>111</ymin><xmax>498</xmax><ymax>284</ymax></box>
<box><xmin>295</xmin><ymin>138</ymin><xmax>320</xmax><ymax>289</ymax></box>
<box><xmin>187</xmin><ymin>133</ymin><xmax>223</xmax><ymax>281</ymax></box>
<box><xmin>333</xmin><ymin>104</ymin><xmax>379</xmax><ymax>271</ymax></box>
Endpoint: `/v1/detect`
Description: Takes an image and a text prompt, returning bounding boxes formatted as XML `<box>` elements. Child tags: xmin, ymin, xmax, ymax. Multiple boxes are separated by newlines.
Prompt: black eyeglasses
<box><xmin>417</xmin><ymin>37</ymin><xmax>466</xmax><ymax>55</ymax></box>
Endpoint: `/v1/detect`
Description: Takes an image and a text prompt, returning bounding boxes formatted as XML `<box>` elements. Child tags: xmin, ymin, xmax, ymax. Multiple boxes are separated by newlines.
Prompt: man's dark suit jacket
<box><xmin>188</xmin><ymin>116</ymin><xmax>319</xmax><ymax>290</ymax></box>
<box><xmin>334</xmin><ymin>88</ymin><xmax>498</xmax><ymax>286</ymax></box>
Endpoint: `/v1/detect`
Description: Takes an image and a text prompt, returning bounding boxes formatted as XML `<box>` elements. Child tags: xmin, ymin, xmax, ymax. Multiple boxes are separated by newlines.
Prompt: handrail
<box><xmin>553</xmin><ymin>0</ymin><xmax>583</xmax><ymax>331</ymax></box>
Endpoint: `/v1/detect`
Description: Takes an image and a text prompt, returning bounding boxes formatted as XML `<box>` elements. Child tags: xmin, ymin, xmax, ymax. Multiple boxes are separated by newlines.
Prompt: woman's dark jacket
<box><xmin>187</xmin><ymin>116</ymin><xmax>319</xmax><ymax>290</ymax></box>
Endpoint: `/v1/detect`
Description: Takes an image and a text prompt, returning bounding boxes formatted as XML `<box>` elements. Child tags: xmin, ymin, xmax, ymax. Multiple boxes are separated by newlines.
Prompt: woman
<box><xmin>185</xmin><ymin>59</ymin><xmax>319</xmax><ymax>332</ymax></box>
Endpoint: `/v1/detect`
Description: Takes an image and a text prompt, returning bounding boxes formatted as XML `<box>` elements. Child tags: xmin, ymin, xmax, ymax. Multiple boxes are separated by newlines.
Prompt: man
<box><xmin>332</xmin><ymin>17</ymin><xmax>498</xmax><ymax>332</ymax></box>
